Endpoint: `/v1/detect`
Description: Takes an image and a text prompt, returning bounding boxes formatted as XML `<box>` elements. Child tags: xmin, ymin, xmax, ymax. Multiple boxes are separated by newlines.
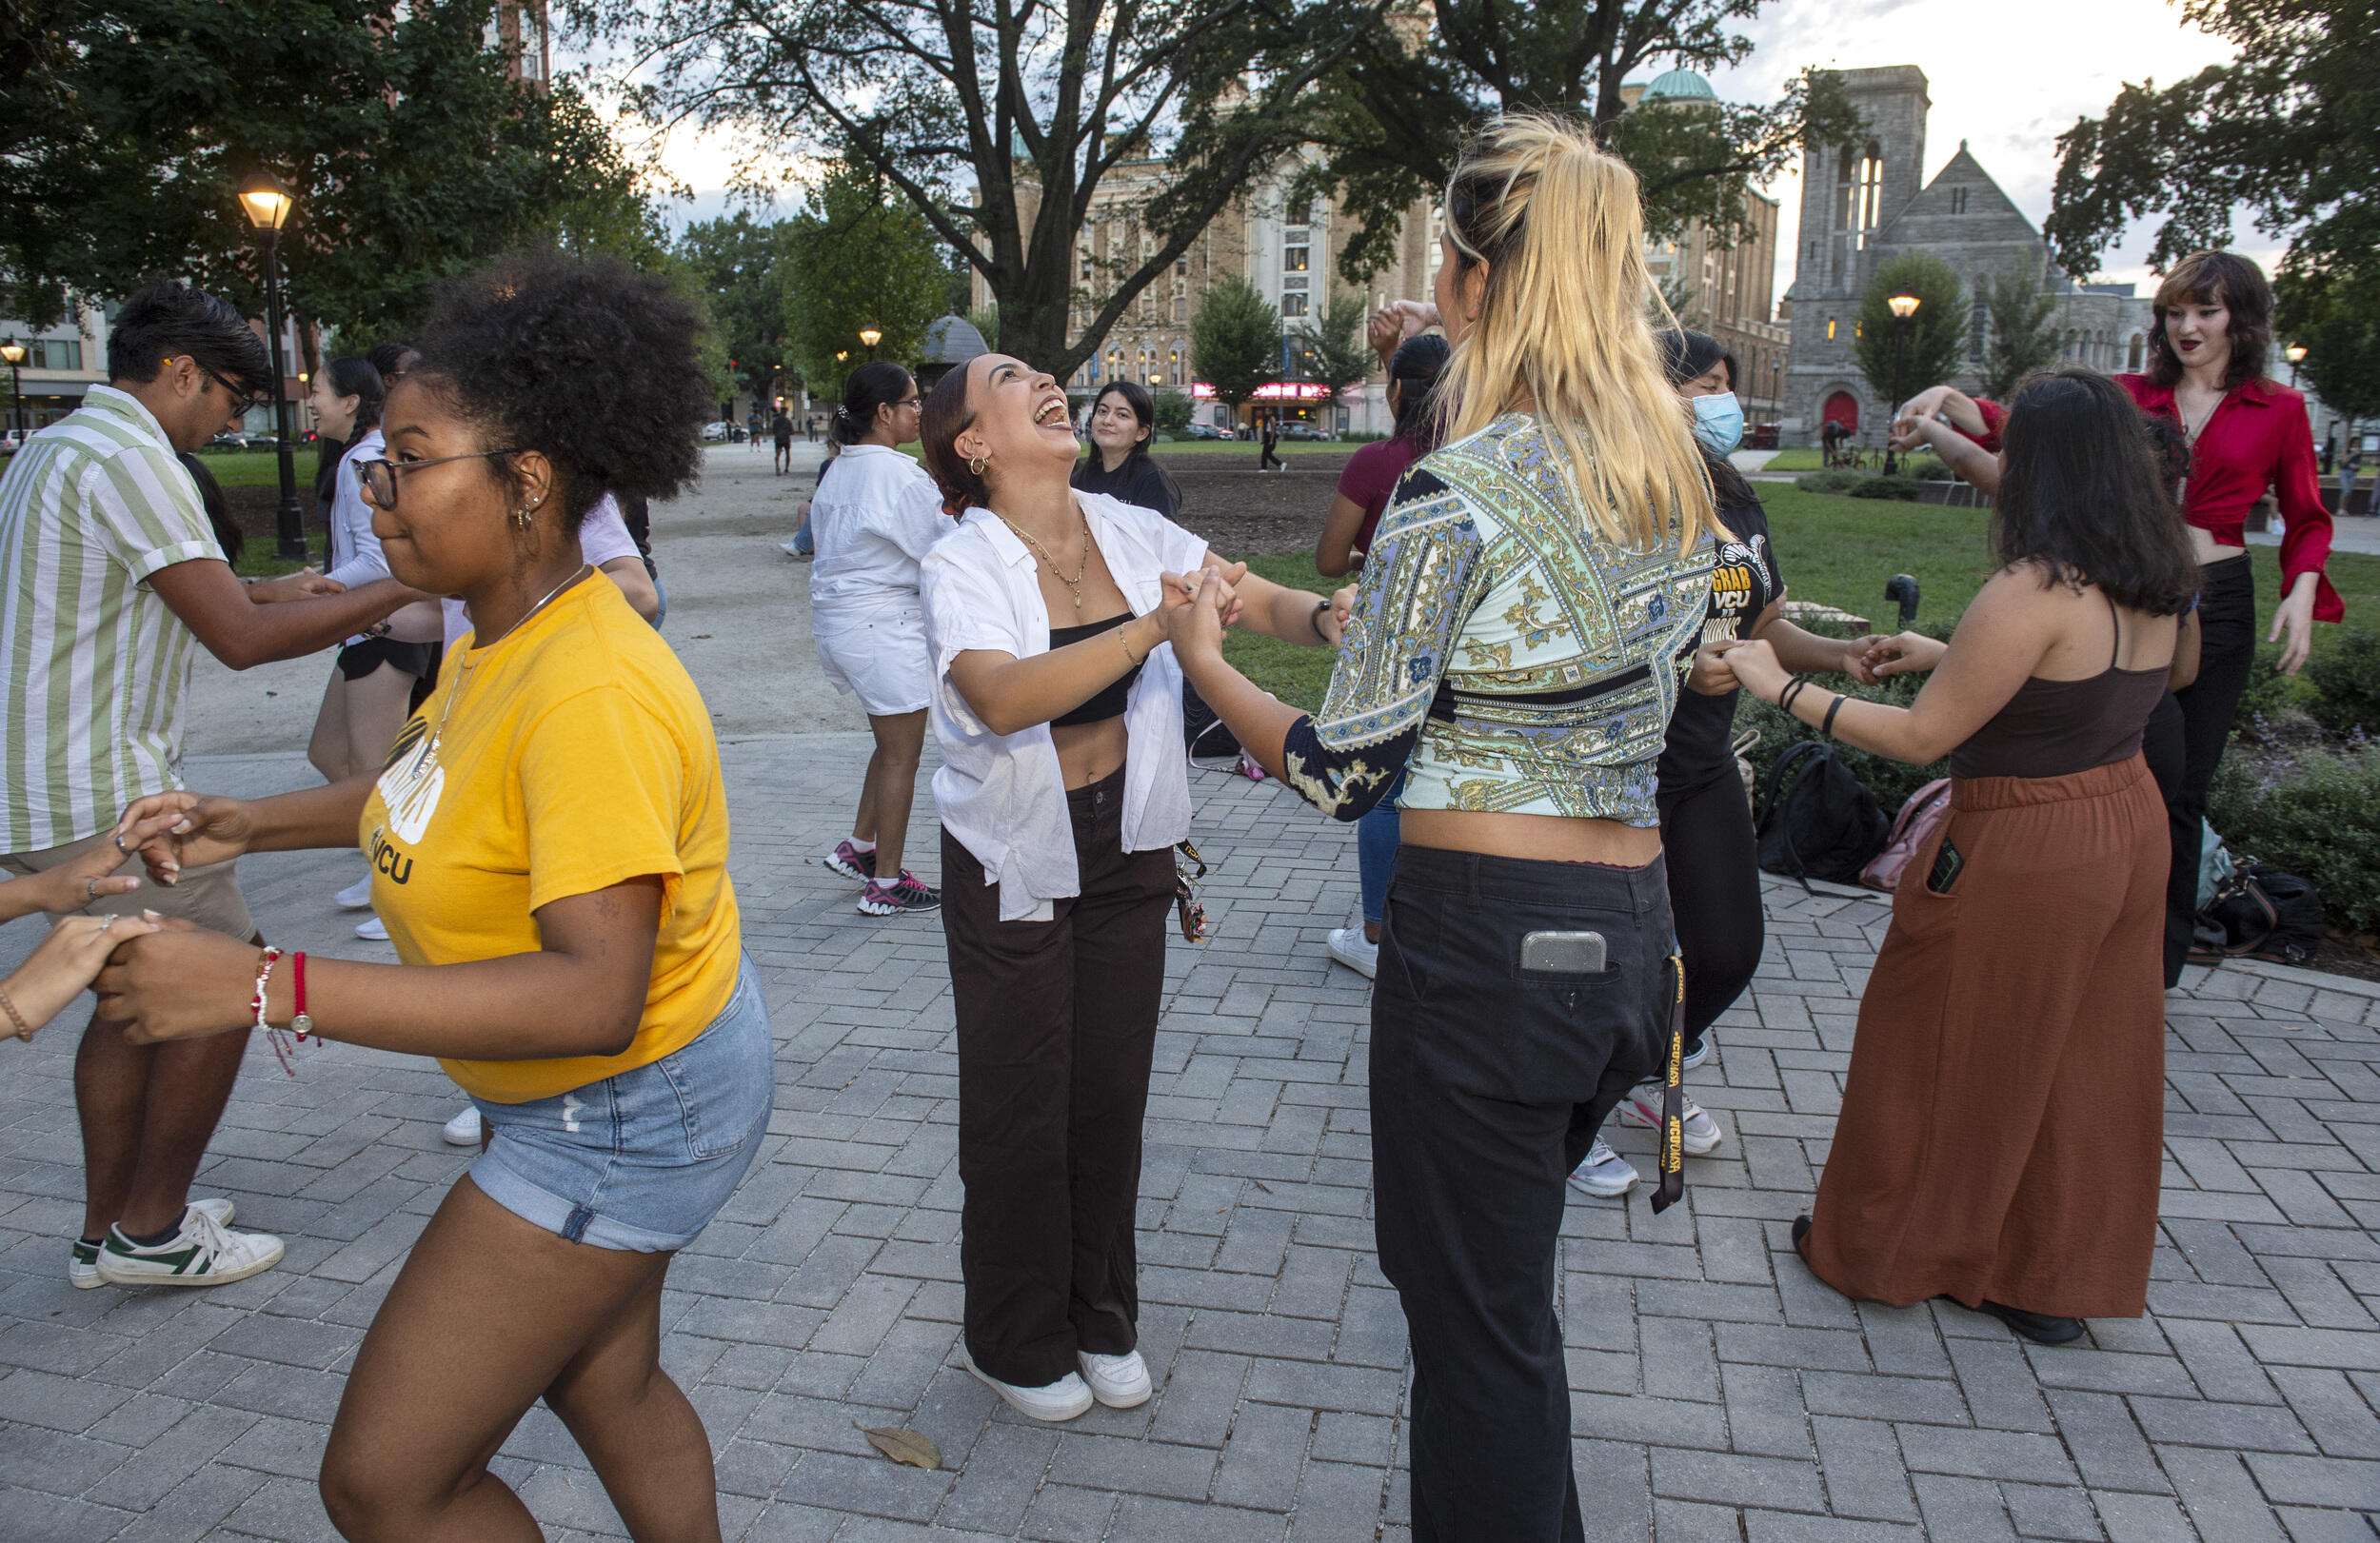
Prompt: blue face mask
<box><xmin>1692</xmin><ymin>391</ymin><xmax>1745</xmax><ymax>456</ymax></box>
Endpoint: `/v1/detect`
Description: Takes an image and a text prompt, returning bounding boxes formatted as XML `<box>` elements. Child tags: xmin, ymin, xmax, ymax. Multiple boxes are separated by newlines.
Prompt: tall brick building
<box><xmin>1779</xmin><ymin>66</ymin><xmax>2153</xmax><ymax>447</ymax></box>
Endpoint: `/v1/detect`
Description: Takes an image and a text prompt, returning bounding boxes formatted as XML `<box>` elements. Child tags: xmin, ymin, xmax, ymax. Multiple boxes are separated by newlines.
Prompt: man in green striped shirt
<box><xmin>0</xmin><ymin>280</ymin><xmax>424</xmax><ymax>1290</ymax></box>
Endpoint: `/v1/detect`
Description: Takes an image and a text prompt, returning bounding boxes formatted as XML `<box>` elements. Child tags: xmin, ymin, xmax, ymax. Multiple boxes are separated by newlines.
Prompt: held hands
<box><xmin>111</xmin><ymin>793</ymin><xmax>258</xmax><ymax>885</ymax></box>
<box><xmin>91</xmin><ymin>921</ymin><xmax>259</xmax><ymax>1045</ymax></box>
<box><xmin>1160</xmin><ymin>568</ymin><xmax>1235</xmax><ymax>661</ymax></box>
<box><xmin>1685</xmin><ymin>641</ymin><xmax>1741</xmax><ymax>696</ymax></box>
<box><xmin>8</xmin><ymin>841</ymin><xmax>141</xmax><ymax>920</ymax></box>
<box><xmin>247</xmin><ymin>568</ymin><xmax>347</xmax><ymax>603</ymax></box>
<box><xmin>1854</xmin><ymin>631</ymin><xmax>1948</xmax><ymax>680</ymax></box>
<box><xmin>3</xmin><ymin>913</ymin><xmax>165</xmax><ymax>1039</ymax></box>
<box><xmin>1719</xmin><ymin>638</ymin><xmax>1789</xmax><ymax>700</ymax></box>
<box><xmin>1331</xmin><ymin>584</ymin><xmax>1358</xmax><ymax>637</ymax></box>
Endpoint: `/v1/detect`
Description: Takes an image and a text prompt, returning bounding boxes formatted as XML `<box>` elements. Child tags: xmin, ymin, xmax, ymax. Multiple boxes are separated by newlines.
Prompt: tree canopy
<box><xmin>1191</xmin><ymin>276</ymin><xmax>1282</xmax><ymax>410</ymax></box>
<box><xmin>1853</xmin><ymin>255</ymin><xmax>1967</xmax><ymax>414</ymax></box>
<box><xmin>2045</xmin><ymin>0</ymin><xmax>2377</xmax><ymax>322</ymax></box>
<box><xmin>677</xmin><ymin>213</ymin><xmax>802</xmax><ymax>406</ymax></box>
<box><xmin>780</xmin><ymin>163</ymin><xmax>961</xmax><ymax>399</ymax></box>
<box><xmin>578</xmin><ymin>0</ymin><xmax>1390</xmax><ymax>380</ymax></box>
<box><xmin>1293</xmin><ymin>292</ymin><xmax>1372</xmax><ymax>403</ymax></box>
<box><xmin>1300</xmin><ymin>0</ymin><xmax>1859</xmax><ymax>281</ymax></box>
<box><xmin>1976</xmin><ymin>264</ymin><xmax>2061</xmax><ymax>401</ymax></box>
<box><xmin>2</xmin><ymin>0</ymin><xmax>661</xmax><ymax>343</ymax></box>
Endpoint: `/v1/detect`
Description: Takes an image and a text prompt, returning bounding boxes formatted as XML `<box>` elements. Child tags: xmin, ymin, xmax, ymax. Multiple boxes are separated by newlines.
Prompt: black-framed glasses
<box><xmin>198</xmin><ymin>366</ymin><xmax>265</xmax><ymax>420</ymax></box>
<box><xmin>355</xmin><ymin>450</ymin><xmax>520</xmax><ymax>508</ymax></box>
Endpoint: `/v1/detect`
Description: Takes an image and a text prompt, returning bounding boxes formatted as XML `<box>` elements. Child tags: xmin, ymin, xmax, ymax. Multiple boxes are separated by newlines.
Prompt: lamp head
<box><xmin>835</xmin><ymin>350</ymin><xmax>848</xmax><ymax>363</ymax></box>
<box><xmin>0</xmin><ymin>341</ymin><xmax>21</xmax><ymax>366</ymax></box>
<box><xmin>2286</xmin><ymin>343</ymin><xmax>2308</xmax><ymax>364</ymax></box>
<box><xmin>858</xmin><ymin>327</ymin><xmax>882</xmax><ymax>348</ymax></box>
<box><xmin>237</xmin><ymin>170</ymin><xmax>293</xmax><ymax>232</ymax></box>
<box><xmin>1886</xmin><ymin>290</ymin><xmax>1921</xmax><ymax>321</ymax></box>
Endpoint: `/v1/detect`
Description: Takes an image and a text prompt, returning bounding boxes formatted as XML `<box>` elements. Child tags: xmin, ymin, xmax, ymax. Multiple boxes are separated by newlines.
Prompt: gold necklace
<box><xmin>999</xmin><ymin>508</ymin><xmax>1093</xmax><ymax>610</ymax></box>
<box><xmin>421</xmin><ymin>564</ymin><xmax>590</xmax><ymax>758</ymax></box>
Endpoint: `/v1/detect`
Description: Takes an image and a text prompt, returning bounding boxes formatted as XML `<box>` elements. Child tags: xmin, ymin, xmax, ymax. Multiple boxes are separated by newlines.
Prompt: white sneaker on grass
<box><xmin>1616</xmin><ymin>1086</ymin><xmax>1724</xmax><ymax>1155</ymax></box>
<box><xmin>96</xmin><ymin>1204</ymin><xmax>282</xmax><ymax>1287</ymax></box>
<box><xmin>1568</xmin><ymin>1137</ymin><xmax>1639</xmax><ymax>1198</ymax></box>
<box><xmin>1077</xmin><ymin>1349</ymin><xmax>1153</xmax><ymax>1409</ymax></box>
<box><xmin>355</xmin><ymin>916</ymin><xmax>389</xmax><ymax>941</ymax></box>
<box><xmin>958</xmin><ymin>1345</ymin><xmax>1094</xmax><ymax>1422</ymax></box>
<box><xmin>332</xmin><ymin>876</ymin><xmax>374</xmax><ymax>910</ymax></box>
<box><xmin>1326</xmin><ymin>925</ymin><xmax>1379</xmax><ymax>980</ymax></box>
<box><xmin>69</xmin><ymin>1198</ymin><xmax>234</xmax><ymax>1288</ymax></box>
<box><xmin>442</xmin><ymin>1106</ymin><xmax>483</xmax><ymax>1146</ymax></box>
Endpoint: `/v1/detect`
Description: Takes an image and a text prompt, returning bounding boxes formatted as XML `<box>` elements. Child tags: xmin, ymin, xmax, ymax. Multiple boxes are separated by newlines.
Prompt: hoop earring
<box><xmin>968</xmin><ymin>454</ymin><xmax>988</xmax><ymax>477</ymax></box>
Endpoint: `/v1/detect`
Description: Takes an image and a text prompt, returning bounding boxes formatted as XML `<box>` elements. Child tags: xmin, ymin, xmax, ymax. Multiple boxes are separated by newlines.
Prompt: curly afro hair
<box><xmin>412</xmin><ymin>251</ymin><xmax>711</xmax><ymax>532</ymax></box>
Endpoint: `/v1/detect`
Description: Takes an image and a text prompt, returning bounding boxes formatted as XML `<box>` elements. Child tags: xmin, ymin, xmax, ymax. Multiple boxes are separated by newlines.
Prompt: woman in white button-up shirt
<box><xmin>915</xmin><ymin>353</ymin><xmax>1341</xmax><ymax>1423</ymax></box>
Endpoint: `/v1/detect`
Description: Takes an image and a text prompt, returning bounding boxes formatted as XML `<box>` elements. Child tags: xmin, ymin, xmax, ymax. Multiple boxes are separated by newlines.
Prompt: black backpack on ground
<box><xmin>2192</xmin><ymin>863</ymin><xmax>2324</xmax><ymax>967</ymax></box>
<box><xmin>1183</xmin><ymin>682</ymin><xmax>1240</xmax><ymax>760</ymax></box>
<box><xmin>1755</xmin><ymin>741</ymin><xmax>1891</xmax><ymax>888</ymax></box>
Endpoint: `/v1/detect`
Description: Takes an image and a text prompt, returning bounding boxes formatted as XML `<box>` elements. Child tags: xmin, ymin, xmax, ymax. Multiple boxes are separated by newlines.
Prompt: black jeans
<box><xmin>1372</xmin><ymin>847</ymin><xmax>1673</xmax><ymax>1543</ymax></box>
<box><xmin>1657</xmin><ymin>772</ymin><xmax>1763</xmax><ymax>1054</ymax></box>
<box><xmin>941</xmin><ymin>769</ymin><xmax>1176</xmax><ymax>1388</ymax></box>
<box><xmin>2167</xmin><ymin>556</ymin><xmax>2255</xmax><ymax>983</ymax></box>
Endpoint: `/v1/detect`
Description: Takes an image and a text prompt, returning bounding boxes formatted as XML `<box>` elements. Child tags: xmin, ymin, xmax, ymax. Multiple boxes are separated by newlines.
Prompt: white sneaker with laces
<box><xmin>1326</xmin><ymin>925</ymin><xmax>1378</xmax><ymax>980</ymax></box>
<box><xmin>1681</xmin><ymin>1037</ymin><xmax>1712</xmax><ymax>1072</ymax></box>
<box><xmin>1077</xmin><ymin>1349</ymin><xmax>1153</xmax><ymax>1408</ymax></box>
<box><xmin>355</xmin><ymin>916</ymin><xmax>389</xmax><ymax>941</ymax></box>
<box><xmin>96</xmin><ymin>1205</ymin><xmax>284</xmax><ymax>1287</ymax></box>
<box><xmin>332</xmin><ymin>876</ymin><xmax>374</xmax><ymax>910</ymax></box>
<box><xmin>957</xmin><ymin>1346</ymin><xmax>1094</xmax><ymax>1422</ymax></box>
<box><xmin>1616</xmin><ymin>1086</ymin><xmax>1724</xmax><ymax>1155</ymax></box>
<box><xmin>69</xmin><ymin>1198</ymin><xmax>235</xmax><ymax>1288</ymax></box>
<box><xmin>442</xmin><ymin>1106</ymin><xmax>483</xmax><ymax>1146</ymax></box>
<box><xmin>1568</xmin><ymin>1137</ymin><xmax>1639</xmax><ymax>1198</ymax></box>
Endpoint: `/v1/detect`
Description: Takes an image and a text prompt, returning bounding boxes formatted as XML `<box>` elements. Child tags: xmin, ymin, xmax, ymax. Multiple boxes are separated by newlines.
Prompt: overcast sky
<box><xmin>625</xmin><ymin>0</ymin><xmax>2267</xmax><ymax>303</ymax></box>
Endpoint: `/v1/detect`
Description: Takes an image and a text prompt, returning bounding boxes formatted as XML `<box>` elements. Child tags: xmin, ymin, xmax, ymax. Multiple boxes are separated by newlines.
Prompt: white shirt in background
<box><xmin>808</xmin><ymin>445</ymin><xmax>946</xmax><ymax>611</ymax></box>
<box><xmin>325</xmin><ymin>427</ymin><xmax>389</xmax><ymax>646</ymax></box>
<box><xmin>920</xmin><ymin>492</ymin><xmax>1208</xmax><ymax>921</ymax></box>
<box><xmin>441</xmin><ymin>493</ymin><xmax>641</xmax><ymax>649</ymax></box>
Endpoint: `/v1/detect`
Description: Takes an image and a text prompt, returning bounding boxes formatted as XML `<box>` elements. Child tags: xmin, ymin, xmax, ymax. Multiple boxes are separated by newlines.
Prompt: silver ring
<box><xmin>98</xmin><ymin>916</ymin><xmax>114</xmax><ymax>932</ymax></box>
<box><xmin>111</xmin><ymin>832</ymin><xmax>129</xmax><ymax>854</ymax></box>
<box><xmin>85</xmin><ymin>877</ymin><xmax>99</xmax><ymax>900</ymax></box>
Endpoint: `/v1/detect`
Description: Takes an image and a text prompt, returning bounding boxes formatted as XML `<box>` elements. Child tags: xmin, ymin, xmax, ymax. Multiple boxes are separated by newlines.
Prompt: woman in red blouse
<box><xmin>1899</xmin><ymin>252</ymin><xmax>2334</xmax><ymax>981</ymax></box>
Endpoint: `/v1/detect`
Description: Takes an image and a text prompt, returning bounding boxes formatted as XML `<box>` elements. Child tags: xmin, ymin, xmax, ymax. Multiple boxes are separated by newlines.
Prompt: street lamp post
<box><xmin>1884</xmin><ymin>288</ymin><xmax>1921</xmax><ymax>475</ymax></box>
<box><xmin>858</xmin><ymin>327</ymin><xmax>882</xmax><ymax>362</ymax></box>
<box><xmin>2286</xmin><ymin>342</ymin><xmax>2308</xmax><ymax>388</ymax></box>
<box><xmin>0</xmin><ymin>340</ymin><xmax>23</xmax><ymax>445</ymax></box>
<box><xmin>237</xmin><ymin>170</ymin><xmax>307</xmax><ymax>561</ymax></box>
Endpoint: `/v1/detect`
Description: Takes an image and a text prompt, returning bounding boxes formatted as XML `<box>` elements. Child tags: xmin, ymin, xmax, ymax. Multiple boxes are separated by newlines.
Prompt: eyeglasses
<box><xmin>197</xmin><ymin>366</ymin><xmax>265</xmax><ymax>420</ymax></box>
<box><xmin>355</xmin><ymin>450</ymin><xmax>520</xmax><ymax>508</ymax></box>
<box><xmin>897</xmin><ymin>397</ymin><xmax>922</xmax><ymax>410</ymax></box>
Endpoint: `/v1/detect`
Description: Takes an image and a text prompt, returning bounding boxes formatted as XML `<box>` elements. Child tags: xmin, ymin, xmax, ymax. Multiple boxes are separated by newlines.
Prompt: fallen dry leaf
<box><xmin>854</xmin><ymin>1422</ymin><xmax>942</xmax><ymax>1471</ymax></box>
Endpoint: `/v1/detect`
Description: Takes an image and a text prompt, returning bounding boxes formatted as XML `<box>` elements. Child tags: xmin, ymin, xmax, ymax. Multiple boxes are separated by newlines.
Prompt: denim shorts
<box><xmin>468</xmin><ymin>959</ymin><xmax>774</xmax><ymax>1251</ymax></box>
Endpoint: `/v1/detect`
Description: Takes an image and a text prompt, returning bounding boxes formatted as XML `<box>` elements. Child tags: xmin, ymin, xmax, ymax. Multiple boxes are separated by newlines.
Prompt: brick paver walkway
<box><xmin>2</xmin><ymin>737</ymin><xmax>2376</xmax><ymax>1541</ymax></box>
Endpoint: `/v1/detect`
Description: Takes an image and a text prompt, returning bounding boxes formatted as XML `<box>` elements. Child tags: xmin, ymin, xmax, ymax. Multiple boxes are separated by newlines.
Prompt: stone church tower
<box><xmin>1777</xmin><ymin>66</ymin><xmax>2153</xmax><ymax>446</ymax></box>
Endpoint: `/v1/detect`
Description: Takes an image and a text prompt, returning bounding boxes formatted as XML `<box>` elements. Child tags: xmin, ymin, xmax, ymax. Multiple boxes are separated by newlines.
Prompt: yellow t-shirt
<box><xmin>360</xmin><ymin>575</ymin><xmax>742</xmax><ymax>1102</ymax></box>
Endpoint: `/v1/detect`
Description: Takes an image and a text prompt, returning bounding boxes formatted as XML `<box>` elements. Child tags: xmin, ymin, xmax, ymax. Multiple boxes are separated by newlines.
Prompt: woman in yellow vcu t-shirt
<box><xmin>99</xmin><ymin>254</ymin><xmax>768</xmax><ymax>1543</ymax></box>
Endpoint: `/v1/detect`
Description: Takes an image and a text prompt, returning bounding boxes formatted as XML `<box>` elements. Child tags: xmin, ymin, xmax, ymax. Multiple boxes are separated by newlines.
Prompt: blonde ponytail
<box><xmin>1436</xmin><ymin>113</ymin><xmax>1712</xmax><ymax>554</ymax></box>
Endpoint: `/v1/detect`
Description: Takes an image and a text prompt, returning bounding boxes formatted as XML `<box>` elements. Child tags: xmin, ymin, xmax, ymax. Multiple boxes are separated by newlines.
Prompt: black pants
<box><xmin>1373</xmin><ymin>847</ymin><xmax>1673</xmax><ymax>1543</ymax></box>
<box><xmin>2166</xmin><ymin>556</ymin><xmax>2255</xmax><ymax>985</ymax></box>
<box><xmin>1657</xmin><ymin>772</ymin><xmax>1762</xmax><ymax>1053</ymax></box>
<box><xmin>941</xmin><ymin>770</ymin><xmax>1176</xmax><ymax>1388</ymax></box>
<box><xmin>1259</xmin><ymin>445</ymin><xmax>1283</xmax><ymax>470</ymax></box>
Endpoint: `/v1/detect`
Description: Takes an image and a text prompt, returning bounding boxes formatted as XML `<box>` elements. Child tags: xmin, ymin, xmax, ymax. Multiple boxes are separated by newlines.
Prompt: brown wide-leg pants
<box><xmin>1803</xmin><ymin>754</ymin><xmax>2168</xmax><ymax>1320</ymax></box>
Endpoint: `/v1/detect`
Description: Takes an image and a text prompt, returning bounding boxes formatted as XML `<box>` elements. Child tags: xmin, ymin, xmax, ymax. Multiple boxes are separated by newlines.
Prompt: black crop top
<box><xmin>1049</xmin><ymin>613</ymin><xmax>1140</xmax><ymax>726</ymax></box>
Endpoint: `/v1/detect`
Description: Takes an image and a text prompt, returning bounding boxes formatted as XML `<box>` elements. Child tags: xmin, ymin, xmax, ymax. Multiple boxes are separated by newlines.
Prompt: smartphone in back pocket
<box><xmin>1520</xmin><ymin>930</ymin><xmax>1607</xmax><ymax>976</ymax></box>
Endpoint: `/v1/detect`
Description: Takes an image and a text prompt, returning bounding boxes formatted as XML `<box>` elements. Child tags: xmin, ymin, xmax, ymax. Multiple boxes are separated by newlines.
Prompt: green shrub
<box><xmin>1795</xmin><ymin>470</ymin><xmax>1862</xmax><ymax>494</ymax></box>
<box><xmin>2209</xmin><ymin>748</ymin><xmax>2380</xmax><ymax>932</ymax></box>
<box><xmin>1848</xmin><ymin>474</ymin><xmax>1922</xmax><ymax>501</ymax></box>
<box><xmin>2231</xmin><ymin>643</ymin><xmax>2316</xmax><ymax>734</ymax></box>
<box><xmin>2303</xmin><ymin>627</ymin><xmax>2380</xmax><ymax>737</ymax></box>
<box><xmin>1152</xmin><ymin>390</ymin><xmax>1194</xmax><ymax>434</ymax></box>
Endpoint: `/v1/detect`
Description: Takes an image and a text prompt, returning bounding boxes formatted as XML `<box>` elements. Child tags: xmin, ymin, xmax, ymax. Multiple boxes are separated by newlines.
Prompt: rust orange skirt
<box><xmin>1801</xmin><ymin>755</ymin><xmax>2168</xmax><ymax>1319</ymax></box>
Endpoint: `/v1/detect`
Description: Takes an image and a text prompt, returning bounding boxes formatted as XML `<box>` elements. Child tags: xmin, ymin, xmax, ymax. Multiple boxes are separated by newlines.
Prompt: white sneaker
<box><xmin>1682</xmin><ymin>1037</ymin><xmax>1712</xmax><ymax>1072</ymax></box>
<box><xmin>957</xmin><ymin>1345</ymin><xmax>1094</xmax><ymax>1422</ymax></box>
<box><xmin>442</xmin><ymin>1106</ymin><xmax>483</xmax><ymax>1146</ymax></box>
<box><xmin>96</xmin><ymin>1205</ymin><xmax>284</xmax><ymax>1287</ymax></box>
<box><xmin>1568</xmin><ymin>1137</ymin><xmax>1639</xmax><ymax>1198</ymax></box>
<box><xmin>1326</xmin><ymin>925</ymin><xmax>1378</xmax><ymax>980</ymax></box>
<box><xmin>332</xmin><ymin>876</ymin><xmax>374</xmax><ymax>910</ymax></box>
<box><xmin>1616</xmin><ymin>1086</ymin><xmax>1724</xmax><ymax>1155</ymax></box>
<box><xmin>1077</xmin><ymin>1349</ymin><xmax>1153</xmax><ymax>1409</ymax></box>
<box><xmin>355</xmin><ymin>916</ymin><xmax>388</xmax><ymax>941</ymax></box>
<box><xmin>72</xmin><ymin>1197</ymin><xmax>239</xmax><ymax>1286</ymax></box>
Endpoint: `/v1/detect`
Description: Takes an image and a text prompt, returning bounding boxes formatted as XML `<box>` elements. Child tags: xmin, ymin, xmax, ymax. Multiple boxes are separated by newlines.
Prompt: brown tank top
<box><xmin>1950</xmin><ymin>595</ymin><xmax>2171</xmax><ymax>781</ymax></box>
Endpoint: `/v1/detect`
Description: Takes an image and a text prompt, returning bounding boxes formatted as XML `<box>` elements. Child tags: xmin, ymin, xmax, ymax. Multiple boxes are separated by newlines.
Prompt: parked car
<box><xmin>700</xmin><ymin>420</ymin><xmax>732</xmax><ymax>443</ymax></box>
<box><xmin>1180</xmin><ymin>423</ymin><xmax>1233</xmax><ymax>441</ymax></box>
<box><xmin>1</xmin><ymin>429</ymin><xmax>24</xmax><ymax>453</ymax></box>
<box><xmin>1277</xmin><ymin>423</ymin><xmax>1330</xmax><ymax>442</ymax></box>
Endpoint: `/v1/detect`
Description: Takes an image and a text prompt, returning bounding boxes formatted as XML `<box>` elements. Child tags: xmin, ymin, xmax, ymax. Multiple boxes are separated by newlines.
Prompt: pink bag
<box><xmin>1859</xmin><ymin>779</ymin><xmax>1953</xmax><ymax>892</ymax></box>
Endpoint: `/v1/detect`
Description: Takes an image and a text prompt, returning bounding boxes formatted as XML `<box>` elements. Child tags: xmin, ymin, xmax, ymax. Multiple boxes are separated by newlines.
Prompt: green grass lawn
<box><xmin>1220</xmin><ymin>485</ymin><xmax>2380</xmax><ymax>711</ymax></box>
<box><xmin>189</xmin><ymin>447</ymin><xmax>327</xmax><ymax>487</ymax></box>
<box><xmin>1155</xmin><ymin>438</ymin><xmax>1372</xmax><ymax>455</ymax></box>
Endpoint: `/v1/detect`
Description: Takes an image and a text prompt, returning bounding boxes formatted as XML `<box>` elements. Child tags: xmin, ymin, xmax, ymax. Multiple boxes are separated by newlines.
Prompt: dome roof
<box><xmin>1641</xmin><ymin>69</ymin><xmax>1716</xmax><ymax>102</ymax></box>
<box><xmin>922</xmin><ymin>313</ymin><xmax>988</xmax><ymax>366</ymax></box>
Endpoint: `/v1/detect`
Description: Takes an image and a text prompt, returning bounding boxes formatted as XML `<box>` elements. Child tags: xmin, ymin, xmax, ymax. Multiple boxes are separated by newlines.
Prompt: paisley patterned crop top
<box><xmin>1280</xmin><ymin>413</ymin><xmax>1714</xmax><ymax>825</ymax></box>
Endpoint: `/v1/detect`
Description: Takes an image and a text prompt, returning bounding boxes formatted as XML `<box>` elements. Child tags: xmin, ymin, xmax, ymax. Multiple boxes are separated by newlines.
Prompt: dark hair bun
<box><xmin>414</xmin><ymin>252</ymin><xmax>711</xmax><ymax>529</ymax></box>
